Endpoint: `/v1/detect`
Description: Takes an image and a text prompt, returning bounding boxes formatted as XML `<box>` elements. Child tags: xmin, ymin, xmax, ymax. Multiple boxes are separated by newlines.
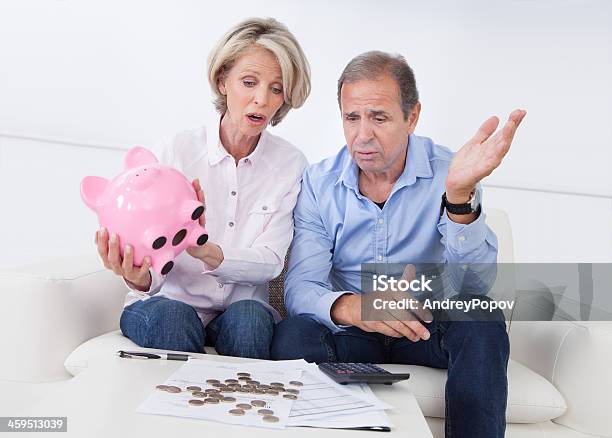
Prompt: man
<box><xmin>271</xmin><ymin>50</ymin><xmax>526</xmax><ymax>438</ymax></box>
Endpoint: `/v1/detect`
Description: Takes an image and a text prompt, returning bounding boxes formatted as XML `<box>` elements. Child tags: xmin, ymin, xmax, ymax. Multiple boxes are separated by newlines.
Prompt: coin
<box><xmin>249</xmin><ymin>380</ymin><xmax>260</xmax><ymax>385</ymax></box>
<box><xmin>155</xmin><ymin>385</ymin><xmax>169</xmax><ymax>391</ymax></box>
<box><xmin>225</xmin><ymin>379</ymin><xmax>239</xmax><ymax>384</ymax></box>
<box><xmin>266</xmin><ymin>390</ymin><xmax>279</xmax><ymax>396</ymax></box>
<box><xmin>238</xmin><ymin>376</ymin><xmax>251</xmax><ymax>381</ymax></box>
<box><xmin>259</xmin><ymin>385</ymin><xmax>271</xmax><ymax>390</ymax></box>
<box><xmin>229</xmin><ymin>409</ymin><xmax>245</xmax><ymax>416</ymax></box>
<box><xmin>220</xmin><ymin>388</ymin><xmax>235</xmax><ymax>393</ymax></box>
<box><xmin>212</xmin><ymin>383</ymin><xmax>227</xmax><ymax>388</ymax></box>
<box><xmin>283</xmin><ymin>394</ymin><xmax>297</xmax><ymax>400</ymax></box>
<box><xmin>251</xmin><ymin>400</ymin><xmax>266</xmax><ymax>407</ymax></box>
<box><xmin>205</xmin><ymin>388</ymin><xmax>221</xmax><ymax>394</ymax></box>
<box><xmin>222</xmin><ymin>396</ymin><xmax>237</xmax><ymax>403</ymax></box>
<box><xmin>187</xmin><ymin>386</ymin><xmax>202</xmax><ymax>392</ymax></box>
<box><xmin>262</xmin><ymin>415</ymin><xmax>279</xmax><ymax>423</ymax></box>
<box><xmin>188</xmin><ymin>399</ymin><xmax>205</xmax><ymax>406</ymax></box>
<box><xmin>286</xmin><ymin>388</ymin><xmax>300</xmax><ymax>394</ymax></box>
<box><xmin>206</xmin><ymin>379</ymin><xmax>220</xmax><ymax>384</ymax></box>
<box><xmin>270</xmin><ymin>382</ymin><xmax>284</xmax><ymax>387</ymax></box>
<box><xmin>192</xmin><ymin>391</ymin><xmax>207</xmax><ymax>398</ymax></box>
<box><xmin>208</xmin><ymin>393</ymin><xmax>223</xmax><ymax>399</ymax></box>
<box><xmin>205</xmin><ymin>398</ymin><xmax>220</xmax><ymax>404</ymax></box>
<box><xmin>237</xmin><ymin>372</ymin><xmax>251</xmax><ymax>377</ymax></box>
<box><xmin>236</xmin><ymin>403</ymin><xmax>252</xmax><ymax>410</ymax></box>
<box><xmin>166</xmin><ymin>386</ymin><xmax>182</xmax><ymax>393</ymax></box>
<box><xmin>289</xmin><ymin>381</ymin><xmax>304</xmax><ymax>387</ymax></box>
<box><xmin>258</xmin><ymin>409</ymin><xmax>274</xmax><ymax>416</ymax></box>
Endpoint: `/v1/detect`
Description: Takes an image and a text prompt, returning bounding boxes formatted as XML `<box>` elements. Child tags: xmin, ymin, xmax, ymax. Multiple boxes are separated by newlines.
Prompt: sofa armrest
<box><xmin>0</xmin><ymin>254</ymin><xmax>126</xmax><ymax>383</ymax></box>
<box><xmin>509</xmin><ymin>321</ymin><xmax>612</xmax><ymax>436</ymax></box>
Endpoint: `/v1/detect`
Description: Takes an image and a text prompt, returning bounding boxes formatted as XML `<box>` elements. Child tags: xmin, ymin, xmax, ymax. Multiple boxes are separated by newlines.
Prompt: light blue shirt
<box><xmin>284</xmin><ymin>134</ymin><xmax>498</xmax><ymax>332</ymax></box>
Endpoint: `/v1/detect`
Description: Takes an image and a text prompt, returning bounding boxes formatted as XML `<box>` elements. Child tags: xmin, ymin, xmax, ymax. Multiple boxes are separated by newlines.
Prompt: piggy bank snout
<box><xmin>127</xmin><ymin>166</ymin><xmax>161</xmax><ymax>189</ymax></box>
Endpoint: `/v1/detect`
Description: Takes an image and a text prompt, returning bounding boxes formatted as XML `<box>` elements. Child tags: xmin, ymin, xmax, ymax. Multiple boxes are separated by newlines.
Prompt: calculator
<box><xmin>318</xmin><ymin>363</ymin><xmax>411</xmax><ymax>385</ymax></box>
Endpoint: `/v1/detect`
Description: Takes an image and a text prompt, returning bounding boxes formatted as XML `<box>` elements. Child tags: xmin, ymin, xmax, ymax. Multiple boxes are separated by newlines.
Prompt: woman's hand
<box><xmin>186</xmin><ymin>178</ymin><xmax>224</xmax><ymax>269</ymax></box>
<box><xmin>192</xmin><ymin>178</ymin><xmax>206</xmax><ymax>227</ymax></box>
<box><xmin>95</xmin><ymin>228</ymin><xmax>152</xmax><ymax>292</ymax></box>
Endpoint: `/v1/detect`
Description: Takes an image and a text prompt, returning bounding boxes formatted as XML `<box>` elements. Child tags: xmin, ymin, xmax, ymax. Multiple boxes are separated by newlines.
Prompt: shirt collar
<box><xmin>207</xmin><ymin>117</ymin><xmax>269</xmax><ymax>167</ymax></box>
<box><xmin>335</xmin><ymin>134</ymin><xmax>433</xmax><ymax>194</ymax></box>
<box><xmin>395</xmin><ymin>134</ymin><xmax>433</xmax><ymax>189</ymax></box>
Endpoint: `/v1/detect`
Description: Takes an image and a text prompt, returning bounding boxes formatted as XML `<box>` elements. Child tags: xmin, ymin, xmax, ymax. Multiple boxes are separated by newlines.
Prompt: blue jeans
<box><xmin>120</xmin><ymin>297</ymin><xmax>275</xmax><ymax>359</ymax></box>
<box><xmin>271</xmin><ymin>313</ymin><xmax>509</xmax><ymax>438</ymax></box>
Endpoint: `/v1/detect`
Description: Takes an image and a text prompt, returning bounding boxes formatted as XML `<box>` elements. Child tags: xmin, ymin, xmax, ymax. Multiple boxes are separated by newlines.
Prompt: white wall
<box><xmin>1</xmin><ymin>0</ymin><xmax>611</xmax><ymax>268</ymax></box>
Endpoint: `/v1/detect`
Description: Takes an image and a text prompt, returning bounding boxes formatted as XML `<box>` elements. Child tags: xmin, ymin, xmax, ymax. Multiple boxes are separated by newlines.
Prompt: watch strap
<box><xmin>440</xmin><ymin>192</ymin><xmax>480</xmax><ymax>216</ymax></box>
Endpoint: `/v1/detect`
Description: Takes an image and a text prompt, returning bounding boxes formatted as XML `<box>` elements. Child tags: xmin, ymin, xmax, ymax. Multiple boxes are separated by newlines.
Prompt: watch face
<box><xmin>470</xmin><ymin>189</ymin><xmax>481</xmax><ymax>211</ymax></box>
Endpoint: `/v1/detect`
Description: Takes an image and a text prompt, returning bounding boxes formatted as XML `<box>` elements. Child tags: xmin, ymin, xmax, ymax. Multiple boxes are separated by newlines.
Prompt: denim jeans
<box><xmin>120</xmin><ymin>297</ymin><xmax>275</xmax><ymax>359</ymax></box>
<box><xmin>271</xmin><ymin>312</ymin><xmax>509</xmax><ymax>438</ymax></box>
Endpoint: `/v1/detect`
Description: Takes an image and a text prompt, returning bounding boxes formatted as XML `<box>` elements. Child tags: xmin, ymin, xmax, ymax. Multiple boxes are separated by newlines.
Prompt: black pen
<box><xmin>116</xmin><ymin>350</ymin><xmax>195</xmax><ymax>361</ymax></box>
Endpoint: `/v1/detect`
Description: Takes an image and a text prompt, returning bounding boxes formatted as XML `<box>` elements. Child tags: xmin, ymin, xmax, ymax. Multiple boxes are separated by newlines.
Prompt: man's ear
<box><xmin>407</xmin><ymin>101</ymin><xmax>421</xmax><ymax>133</ymax></box>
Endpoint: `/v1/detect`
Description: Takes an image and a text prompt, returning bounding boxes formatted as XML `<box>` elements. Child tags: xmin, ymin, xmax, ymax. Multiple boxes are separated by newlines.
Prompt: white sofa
<box><xmin>1</xmin><ymin>209</ymin><xmax>610</xmax><ymax>437</ymax></box>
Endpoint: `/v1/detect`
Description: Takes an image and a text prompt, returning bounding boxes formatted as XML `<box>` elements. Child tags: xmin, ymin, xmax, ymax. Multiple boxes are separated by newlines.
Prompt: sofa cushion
<box><xmin>382</xmin><ymin>361</ymin><xmax>566</xmax><ymax>424</ymax></box>
<box><xmin>67</xmin><ymin>330</ymin><xmax>566</xmax><ymax>424</ymax></box>
<box><xmin>64</xmin><ymin>330</ymin><xmax>218</xmax><ymax>376</ymax></box>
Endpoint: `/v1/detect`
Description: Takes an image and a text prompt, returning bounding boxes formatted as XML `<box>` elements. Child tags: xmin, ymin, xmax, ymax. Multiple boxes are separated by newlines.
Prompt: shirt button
<box><xmin>228</xmin><ymin>221</ymin><xmax>234</xmax><ymax>227</ymax></box>
<box><xmin>231</xmin><ymin>191</ymin><xmax>236</xmax><ymax>196</ymax></box>
<box><xmin>378</xmin><ymin>218</ymin><xmax>384</xmax><ymax>224</ymax></box>
<box><xmin>262</xmin><ymin>205</ymin><xmax>268</xmax><ymax>211</ymax></box>
<box><xmin>218</xmin><ymin>283</ymin><xmax>223</xmax><ymax>288</ymax></box>
<box><xmin>378</xmin><ymin>255</ymin><xmax>383</xmax><ymax>261</ymax></box>
<box><xmin>458</xmin><ymin>235</ymin><xmax>466</xmax><ymax>242</ymax></box>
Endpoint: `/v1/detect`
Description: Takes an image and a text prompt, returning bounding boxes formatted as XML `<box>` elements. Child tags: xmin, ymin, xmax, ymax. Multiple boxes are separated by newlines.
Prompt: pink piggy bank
<box><xmin>80</xmin><ymin>146</ymin><xmax>208</xmax><ymax>276</ymax></box>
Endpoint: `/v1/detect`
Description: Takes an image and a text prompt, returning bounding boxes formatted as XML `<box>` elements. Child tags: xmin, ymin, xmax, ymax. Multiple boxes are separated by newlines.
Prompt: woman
<box><xmin>95</xmin><ymin>17</ymin><xmax>310</xmax><ymax>359</ymax></box>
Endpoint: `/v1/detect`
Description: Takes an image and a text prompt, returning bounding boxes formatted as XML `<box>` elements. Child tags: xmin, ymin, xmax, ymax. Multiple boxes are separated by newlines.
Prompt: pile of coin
<box><xmin>154</xmin><ymin>371</ymin><xmax>303</xmax><ymax>424</ymax></box>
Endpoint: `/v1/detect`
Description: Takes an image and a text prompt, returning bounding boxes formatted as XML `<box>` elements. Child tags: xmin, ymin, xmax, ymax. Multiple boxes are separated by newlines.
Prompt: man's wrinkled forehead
<box><xmin>340</xmin><ymin>77</ymin><xmax>402</xmax><ymax>112</ymax></box>
<box><xmin>343</xmin><ymin>108</ymin><xmax>391</xmax><ymax>118</ymax></box>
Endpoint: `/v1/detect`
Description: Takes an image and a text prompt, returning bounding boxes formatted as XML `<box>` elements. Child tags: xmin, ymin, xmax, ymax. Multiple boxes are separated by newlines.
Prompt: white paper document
<box><xmin>136</xmin><ymin>358</ymin><xmax>302</xmax><ymax>429</ymax></box>
<box><xmin>249</xmin><ymin>359</ymin><xmax>393</xmax><ymax>429</ymax></box>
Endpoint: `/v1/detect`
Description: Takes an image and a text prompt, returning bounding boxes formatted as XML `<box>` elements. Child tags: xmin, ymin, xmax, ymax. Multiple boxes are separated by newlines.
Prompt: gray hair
<box><xmin>337</xmin><ymin>51</ymin><xmax>419</xmax><ymax>120</ymax></box>
<box><xmin>207</xmin><ymin>17</ymin><xmax>311</xmax><ymax>126</ymax></box>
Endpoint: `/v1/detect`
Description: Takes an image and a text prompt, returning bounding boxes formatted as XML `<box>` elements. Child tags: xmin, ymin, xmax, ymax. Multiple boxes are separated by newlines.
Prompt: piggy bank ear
<box><xmin>124</xmin><ymin>146</ymin><xmax>159</xmax><ymax>170</ymax></box>
<box><xmin>80</xmin><ymin>176</ymin><xmax>108</xmax><ymax>210</ymax></box>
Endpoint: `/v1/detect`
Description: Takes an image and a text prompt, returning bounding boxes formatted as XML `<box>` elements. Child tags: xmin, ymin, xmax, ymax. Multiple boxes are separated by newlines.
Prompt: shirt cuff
<box><xmin>123</xmin><ymin>268</ymin><xmax>162</xmax><ymax>298</ymax></box>
<box><xmin>200</xmin><ymin>247</ymin><xmax>278</xmax><ymax>284</ymax></box>
<box><xmin>444</xmin><ymin>210</ymin><xmax>488</xmax><ymax>255</ymax></box>
<box><xmin>315</xmin><ymin>291</ymin><xmax>355</xmax><ymax>334</ymax></box>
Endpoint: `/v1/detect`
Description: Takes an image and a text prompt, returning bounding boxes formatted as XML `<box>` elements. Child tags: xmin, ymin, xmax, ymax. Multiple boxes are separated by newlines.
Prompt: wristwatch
<box><xmin>441</xmin><ymin>190</ymin><xmax>481</xmax><ymax>215</ymax></box>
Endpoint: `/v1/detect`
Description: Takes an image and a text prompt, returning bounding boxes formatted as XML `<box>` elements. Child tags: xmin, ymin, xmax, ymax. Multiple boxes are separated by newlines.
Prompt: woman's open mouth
<box><xmin>245</xmin><ymin>113</ymin><xmax>267</xmax><ymax>126</ymax></box>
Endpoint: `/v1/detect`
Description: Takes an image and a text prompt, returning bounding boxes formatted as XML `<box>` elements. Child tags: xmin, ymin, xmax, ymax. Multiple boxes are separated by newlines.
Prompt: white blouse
<box><xmin>123</xmin><ymin>123</ymin><xmax>308</xmax><ymax>326</ymax></box>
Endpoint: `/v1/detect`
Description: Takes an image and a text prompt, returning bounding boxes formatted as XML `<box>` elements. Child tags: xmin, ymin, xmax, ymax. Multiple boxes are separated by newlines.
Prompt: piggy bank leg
<box><xmin>151</xmin><ymin>253</ymin><xmax>175</xmax><ymax>276</ymax></box>
<box><xmin>186</xmin><ymin>225</ymin><xmax>208</xmax><ymax>247</ymax></box>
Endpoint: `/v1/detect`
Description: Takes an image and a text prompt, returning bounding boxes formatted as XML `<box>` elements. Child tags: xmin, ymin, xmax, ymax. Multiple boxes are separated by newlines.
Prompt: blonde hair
<box><xmin>207</xmin><ymin>17</ymin><xmax>311</xmax><ymax>126</ymax></box>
